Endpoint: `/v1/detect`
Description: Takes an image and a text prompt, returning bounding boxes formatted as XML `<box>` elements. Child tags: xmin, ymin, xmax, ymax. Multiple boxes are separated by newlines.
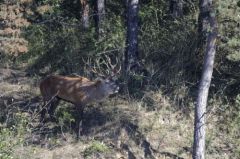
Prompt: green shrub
<box><xmin>83</xmin><ymin>140</ymin><xmax>109</xmax><ymax>158</ymax></box>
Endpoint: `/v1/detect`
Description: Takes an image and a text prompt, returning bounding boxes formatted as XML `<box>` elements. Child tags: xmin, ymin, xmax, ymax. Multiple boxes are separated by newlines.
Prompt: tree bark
<box><xmin>95</xmin><ymin>0</ymin><xmax>105</xmax><ymax>39</ymax></box>
<box><xmin>80</xmin><ymin>0</ymin><xmax>89</xmax><ymax>29</ymax></box>
<box><xmin>122</xmin><ymin>0</ymin><xmax>140</xmax><ymax>93</ymax></box>
<box><xmin>124</xmin><ymin>0</ymin><xmax>139</xmax><ymax>73</ymax></box>
<box><xmin>193</xmin><ymin>0</ymin><xmax>218</xmax><ymax>158</ymax></box>
<box><xmin>124</xmin><ymin>0</ymin><xmax>149</xmax><ymax>91</ymax></box>
<box><xmin>169</xmin><ymin>0</ymin><xmax>183</xmax><ymax>18</ymax></box>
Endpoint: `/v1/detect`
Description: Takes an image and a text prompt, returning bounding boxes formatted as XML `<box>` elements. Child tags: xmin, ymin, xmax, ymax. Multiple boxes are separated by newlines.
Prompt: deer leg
<box><xmin>40</xmin><ymin>95</ymin><xmax>56</xmax><ymax>122</ymax></box>
<box><xmin>76</xmin><ymin>105</ymin><xmax>85</xmax><ymax>139</ymax></box>
<box><xmin>48</xmin><ymin>98</ymin><xmax>60</xmax><ymax>121</ymax></box>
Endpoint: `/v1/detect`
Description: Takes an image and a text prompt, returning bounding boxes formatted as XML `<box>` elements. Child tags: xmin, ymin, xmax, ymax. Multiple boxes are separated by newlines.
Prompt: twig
<box><xmin>30</xmin><ymin>91</ymin><xmax>59</xmax><ymax>122</ymax></box>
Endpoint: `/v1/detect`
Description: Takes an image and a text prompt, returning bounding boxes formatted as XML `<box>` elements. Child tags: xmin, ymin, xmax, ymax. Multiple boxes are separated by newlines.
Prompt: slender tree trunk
<box><xmin>80</xmin><ymin>0</ymin><xmax>89</xmax><ymax>29</ymax></box>
<box><xmin>193</xmin><ymin>0</ymin><xmax>218</xmax><ymax>158</ymax></box>
<box><xmin>124</xmin><ymin>0</ymin><xmax>149</xmax><ymax>91</ymax></box>
<box><xmin>169</xmin><ymin>0</ymin><xmax>183</xmax><ymax>18</ymax></box>
<box><xmin>124</xmin><ymin>0</ymin><xmax>139</xmax><ymax>73</ymax></box>
<box><xmin>95</xmin><ymin>0</ymin><xmax>105</xmax><ymax>39</ymax></box>
<box><xmin>123</xmin><ymin>0</ymin><xmax>140</xmax><ymax>93</ymax></box>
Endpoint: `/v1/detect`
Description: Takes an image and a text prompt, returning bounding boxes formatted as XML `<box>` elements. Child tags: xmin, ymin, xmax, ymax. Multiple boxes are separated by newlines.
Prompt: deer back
<box><xmin>40</xmin><ymin>75</ymin><xmax>119</xmax><ymax>105</ymax></box>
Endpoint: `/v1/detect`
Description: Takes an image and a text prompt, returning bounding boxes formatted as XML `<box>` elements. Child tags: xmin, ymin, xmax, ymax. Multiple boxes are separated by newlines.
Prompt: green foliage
<box><xmin>36</xmin><ymin>0</ymin><xmax>64</xmax><ymax>14</ymax></box>
<box><xmin>1</xmin><ymin>0</ymin><xmax>240</xmax><ymax>157</ymax></box>
<box><xmin>40</xmin><ymin>0</ymin><xmax>63</xmax><ymax>5</ymax></box>
<box><xmin>0</xmin><ymin>113</ymin><xmax>29</xmax><ymax>159</ymax></box>
<box><xmin>94</xmin><ymin>14</ymin><xmax>125</xmax><ymax>53</ymax></box>
<box><xmin>235</xmin><ymin>94</ymin><xmax>240</xmax><ymax>105</ymax></box>
<box><xmin>20</xmin><ymin>17</ymin><xmax>95</xmax><ymax>74</ymax></box>
<box><xmin>229</xmin><ymin>95</ymin><xmax>240</xmax><ymax>133</ymax></box>
<box><xmin>138</xmin><ymin>1</ymin><xmax>199</xmax><ymax>101</ymax></box>
<box><xmin>0</xmin><ymin>128</ymin><xmax>15</xmax><ymax>159</ymax></box>
<box><xmin>216</xmin><ymin>1</ymin><xmax>240</xmax><ymax>56</ymax></box>
<box><xmin>17</xmin><ymin>0</ymin><xmax>126</xmax><ymax>76</ymax></box>
<box><xmin>83</xmin><ymin>140</ymin><xmax>109</xmax><ymax>158</ymax></box>
<box><xmin>56</xmin><ymin>105</ymin><xmax>75</xmax><ymax>129</ymax></box>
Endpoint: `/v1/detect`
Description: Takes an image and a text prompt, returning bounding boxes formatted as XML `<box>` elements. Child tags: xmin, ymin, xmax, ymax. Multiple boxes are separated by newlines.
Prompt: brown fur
<box><xmin>39</xmin><ymin>74</ymin><xmax>119</xmax><ymax>121</ymax></box>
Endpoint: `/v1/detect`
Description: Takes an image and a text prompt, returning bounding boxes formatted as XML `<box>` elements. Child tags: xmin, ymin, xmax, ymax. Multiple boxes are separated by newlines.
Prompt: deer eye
<box><xmin>95</xmin><ymin>80</ymin><xmax>102</xmax><ymax>86</ymax></box>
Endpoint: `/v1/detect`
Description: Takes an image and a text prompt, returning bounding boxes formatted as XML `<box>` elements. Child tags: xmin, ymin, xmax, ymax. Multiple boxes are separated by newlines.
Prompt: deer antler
<box><xmin>83</xmin><ymin>56</ymin><xmax>106</xmax><ymax>77</ymax></box>
<box><xmin>83</xmin><ymin>55</ymin><xmax>121</xmax><ymax>78</ymax></box>
<box><xmin>103</xmin><ymin>54</ymin><xmax>121</xmax><ymax>76</ymax></box>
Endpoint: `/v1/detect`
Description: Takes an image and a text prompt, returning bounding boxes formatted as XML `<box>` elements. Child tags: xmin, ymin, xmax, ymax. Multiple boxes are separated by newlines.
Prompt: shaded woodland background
<box><xmin>0</xmin><ymin>0</ymin><xmax>240</xmax><ymax>158</ymax></box>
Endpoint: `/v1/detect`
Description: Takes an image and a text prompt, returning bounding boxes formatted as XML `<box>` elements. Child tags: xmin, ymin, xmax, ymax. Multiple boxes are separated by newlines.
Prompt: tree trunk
<box><xmin>124</xmin><ymin>0</ymin><xmax>149</xmax><ymax>91</ymax></box>
<box><xmin>169</xmin><ymin>0</ymin><xmax>183</xmax><ymax>18</ymax></box>
<box><xmin>123</xmin><ymin>0</ymin><xmax>140</xmax><ymax>92</ymax></box>
<box><xmin>193</xmin><ymin>0</ymin><xmax>218</xmax><ymax>158</ymax></box>
<box><xmin>124</xmin><ymin>0</ymin><xmax>139</xmax><ymax>73</ymax></box>
<box><xmin>80</xmin><ymin>0</ymin><xmax>89</xmax><ymax>29</ymax></box>
<box><xmin>95</xmin><ymin>0</ymin><xmax>105</xmax><ymax>39</ymax></box>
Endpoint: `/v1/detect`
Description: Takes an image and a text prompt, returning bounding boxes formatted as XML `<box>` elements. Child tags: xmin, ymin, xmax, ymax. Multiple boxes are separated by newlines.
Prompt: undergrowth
<box><xmin>0</xmin><ymin>0</ymin><xmax>240</xmax><ymax>158</ymax></box>
<box><xmin>0</xmin><ymin>113</ymin><xmax>29</xmax><ymax>159</ymax></box>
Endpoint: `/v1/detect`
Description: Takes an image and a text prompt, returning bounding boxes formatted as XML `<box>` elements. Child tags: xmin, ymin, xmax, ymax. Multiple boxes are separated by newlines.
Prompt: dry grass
<box><xmin>0</xmin><ymin>68</ymin><xmax>238</xmax><ymax>159</ymax></box>
<box><xmin>36</xmin><ymin>5</ymin><xmax>53</xmax><ymax>15</ymax></box>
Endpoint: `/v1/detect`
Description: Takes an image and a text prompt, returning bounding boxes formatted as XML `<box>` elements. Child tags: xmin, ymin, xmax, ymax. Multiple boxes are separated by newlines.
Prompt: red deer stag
<box><xmin>39</xmin><ymin>56</ymin><xmax>120</xmax><ymax>134</ymax></box>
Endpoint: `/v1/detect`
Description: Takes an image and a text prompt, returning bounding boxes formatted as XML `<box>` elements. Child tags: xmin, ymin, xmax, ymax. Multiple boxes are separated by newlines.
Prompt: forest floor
<box><xmin>0</xmin><ymin>67</ymin><xmax>235</xmax><ymax>159</ymax></box>
<box><xmin>0</xmin><ymin>0</ymin><xmax>239</xmax><ymax>158</ymax></box>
